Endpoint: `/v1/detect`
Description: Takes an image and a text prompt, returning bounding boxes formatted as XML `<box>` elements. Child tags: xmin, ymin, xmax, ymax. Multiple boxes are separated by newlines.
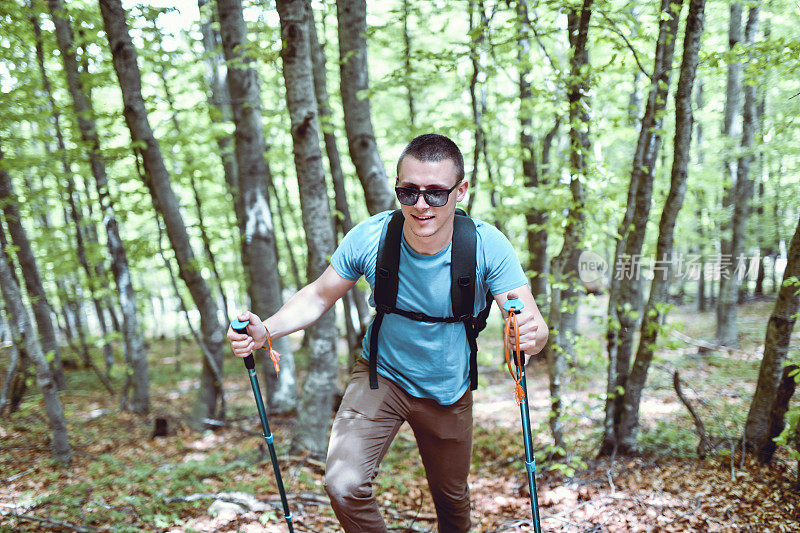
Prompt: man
<box><xmin>228</xmin><ymin>133</ymin><xmax>548</xmax><ymax>532</ymax></box>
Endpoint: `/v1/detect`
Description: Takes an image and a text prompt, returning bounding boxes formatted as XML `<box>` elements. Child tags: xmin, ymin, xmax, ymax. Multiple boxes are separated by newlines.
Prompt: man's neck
<box><xmin>402</xmin><ymin>221</ymin><xmax>455</xmax><ymax>255</ymax></box>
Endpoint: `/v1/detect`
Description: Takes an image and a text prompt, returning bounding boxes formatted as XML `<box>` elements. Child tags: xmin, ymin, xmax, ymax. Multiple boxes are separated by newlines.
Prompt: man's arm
<box><xmin>493</xmin><ymin>284</ymin><xmax>549</xmax><ymax>360</ymax></box>
<box><xmin>228</xmin><ymin>265</ymin><xmax>357</xmax><ymax>358</ymax></box>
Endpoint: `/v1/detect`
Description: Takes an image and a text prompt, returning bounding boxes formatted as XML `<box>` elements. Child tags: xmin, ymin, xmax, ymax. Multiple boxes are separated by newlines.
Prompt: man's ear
<box><xmin>456</xmin><ymin>180</ymin><xmax>469</xmax><ymax>203</ymax></box>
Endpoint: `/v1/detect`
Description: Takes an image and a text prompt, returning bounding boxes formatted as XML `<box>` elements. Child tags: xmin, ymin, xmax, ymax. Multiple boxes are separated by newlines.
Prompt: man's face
<box><xmin>396</xmin><ymin>156</ymin><xmax>468</xmax><ymax>246</ymax></box>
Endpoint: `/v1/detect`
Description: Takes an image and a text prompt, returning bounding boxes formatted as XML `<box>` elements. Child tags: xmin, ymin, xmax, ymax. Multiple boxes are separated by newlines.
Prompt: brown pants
<box><xmin>325</xmin><ymin>360</ymin><xmax>473</xmax><ymax>532</ymax></box>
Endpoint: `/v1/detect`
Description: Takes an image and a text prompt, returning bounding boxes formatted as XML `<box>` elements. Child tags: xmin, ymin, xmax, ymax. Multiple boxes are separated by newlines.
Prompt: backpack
<box><xmin>368</xmin><ymin>209</ymin><xmax>494</xmax><ymax>391</ymax></box>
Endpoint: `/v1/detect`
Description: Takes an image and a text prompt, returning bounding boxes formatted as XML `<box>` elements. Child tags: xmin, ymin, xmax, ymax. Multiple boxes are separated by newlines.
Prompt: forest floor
<box><xmin>1</xmin><ymin>297</ymin><xmax>800</xmax><ymax>532</ymax></box>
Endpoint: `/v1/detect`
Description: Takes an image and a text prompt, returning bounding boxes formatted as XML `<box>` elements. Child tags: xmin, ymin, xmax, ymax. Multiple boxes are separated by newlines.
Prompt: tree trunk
<box><xmin>215</xmin><ymin>0</ymin><xmax>298</xmax><ymax>413</ymax></box>
<box><xmin>0</xmin><ymin>147</ymin><xmax>66</xmax><ymax>391</ymax></box>
<box><xmin>745</xmin><ymin>197</ymin><xmax>800</xmax><ymax>452</ymax></box>
<box><xmin>308</xmin><ymin>4</ymin><xmax>370</xmax><ymax>349</ymax></box>
<box><xmin>198</xmin><ymin>0</ymin><xmax>240</xmax><ymax>204</ymax></box>
<box><xmin>401</xmin><ymin>0</ymin><xmax>416</xmax><ymax>129</ymax></box>
<box><xmin>151</xmin><ymin>21</ymin><xmax>230</xmax><ymax>318</ymax></box>
<box><xmin>718</xmin><ymin>5</ymin><xmax>760</xmax><ymax>347</ymax></box>
<box><xmin>516</xmin><ymin>0</ymin><xmax>549</xmax><ymax>303</ymax></box>
<box><xmin>277</xmin><ymin>0</ymin><xmax>339</xmax><ymax>458</ymax></box>
<box><xmin>48</xmin><ymin>0</ymin><xmax>150</xmax><ymax>413</ymax></box>
<box><xmin>600</xmin><ymin>0</ymin><xmax>684</xmax><ymax>456</ymax></box>
<box><xmin>336</xmin><ymin>0</ymin><xmax>395</xmax><ymax>214</ymax></box>
<box><xmin>0</xmin><ymin>230</ymin><xmax>71</xmax><ymax>464</ymax></box>
<box><xmin>466</xmin><ymin>0</ymin><xmax>484</xmax><ymax>215</ymax></box>
<box><xmin>716</xmin><ymin>3</ymin><xmax>744</xmax><ymax>345</ymax></box>
<box><xmin>617</xmin><ymin>0</ymin><xmax>706</xmax><ymax>453</ymax></box>
<box><xmin>545</xmin><ymin>0</ymin><xmax>593</xmax><ymax>452</ymax></box>
<box><xmin>757</xmin><ymin>363</ymin><xmax>799</xmax><ymax>464</ymax></box>
<box><xmin>99</xmin><ymin>0</ymin><xmax>225</xmax><ymax>420</ymax></box>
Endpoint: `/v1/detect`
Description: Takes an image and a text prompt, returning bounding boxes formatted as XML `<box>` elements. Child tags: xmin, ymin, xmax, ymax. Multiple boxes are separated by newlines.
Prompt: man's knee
<box><xmin>324</xmin><ymin>462</ymin><xmax>372</xmax><ymax>506</ymax></box>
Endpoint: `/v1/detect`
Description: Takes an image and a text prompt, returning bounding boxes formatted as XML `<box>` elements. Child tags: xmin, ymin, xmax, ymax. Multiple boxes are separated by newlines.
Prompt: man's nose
<box><xmin>414</xmin><ymin>191</ymin><xmax>430</xmax><ymax>208</ymax></box>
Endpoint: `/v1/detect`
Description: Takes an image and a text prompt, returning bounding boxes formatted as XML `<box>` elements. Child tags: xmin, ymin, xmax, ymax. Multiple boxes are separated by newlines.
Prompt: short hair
<box><xmin>397</xmin><ymin>133</ymin><xmax>465</xmax><ymax>183</ymax></box>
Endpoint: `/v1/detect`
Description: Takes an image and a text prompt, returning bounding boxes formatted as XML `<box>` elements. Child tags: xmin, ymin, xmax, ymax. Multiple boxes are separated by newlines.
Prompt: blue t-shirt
<box><xmin>331</xmin><ymin>211</ymin><xmax>527</xmax><ymax>405</ymax></box>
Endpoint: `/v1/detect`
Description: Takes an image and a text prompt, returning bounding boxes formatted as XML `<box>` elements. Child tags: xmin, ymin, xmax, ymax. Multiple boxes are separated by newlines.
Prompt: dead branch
<box><xmin>672</xmin><ymin>371</ymin><xmax>715</xmax><ymax>458</ymax></box>
<box><xmin>164</xmin><ymin>490</ymin><xmax>331</xmax><ymax>509</ymax></box>
<box><xmin>670</xmin><ymin>330</ymin><xmax>751</xmax><ymax>357</ymax></box>
<box><xmin>0</xmin><ymin>510</ymin><xmax>95</xmax><ymax>532</ymax></box>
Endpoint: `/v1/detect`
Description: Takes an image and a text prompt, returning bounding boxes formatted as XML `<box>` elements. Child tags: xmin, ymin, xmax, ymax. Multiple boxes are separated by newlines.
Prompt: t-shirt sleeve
<box><xmin>330</xmin><ymin>212</ymin><xmax>387</xmax><ymax>281</ymax></box>
<box><xmin>480</xmin><ymin>224</ymin><xmax>528</xmax><ymax>295</ymax></box>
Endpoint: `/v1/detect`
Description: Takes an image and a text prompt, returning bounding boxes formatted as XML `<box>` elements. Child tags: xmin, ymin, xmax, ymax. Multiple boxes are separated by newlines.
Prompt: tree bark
<box><xmin>516</xmin><ymin>0</ymin><xmax>549</xmax><ymax>303</ymax></box>
<box><xmin>151</xmin><ymin>20</ymin><xmax>230</xmax><ymax>319</ymax></box>
<box><xmin>745</xmin><ymin>200</ymin><xmax>800</xmax><ymax>452</ymax></box>
<box><xmin>757</xmin><ymin>363</ymin><xmax>799</xmax><ymax>464</ymax></box>
<box><xmin>276</xmin><ymin>0</ymin><xmax>339</xmax><ymax>458</ymax></box>
<box><xmin>0</xmin><ymin>226</ymin><xmax>71</xmax><ymax>464</ymax></box>
<box><xmin>401</xmin><ymin>0</ymin><xmax>415</xmax><ymax>129</ymax></box>
<box><xmin>717</xmin><ymin>5</ymin><xmax>760</xmax><ymax>347</ymax></box>
<box><xmin>336</xmin><ymin>0</ymin><xmax>395</xmax><ymax>214</ymax></box>
<box><xmin>600</xmin><ymin>0</ymin><xmax>684</xmax><ymax>456</ymax></box>
<box><xmin>466</xmin><ymin>0</ymin><xmax>484</xmax><ymax>215</ymax></box>
<box><xmin>0</xmin><ymin>146</ymin><xmax>66</xmax><ymax>391</ymax></box>
<box><xmin>307</xmin><ymin>8</ymin><xmax>370</xmax><ymax>348</ymax></box>
<box><xmin>716</xmin><ymin>3</ymin><xmax>744</xmax><ymax>345</ymax></box>
<box><xmin>48</xmin><ymin>0</ymin><xmax>149</xmax><ymax>413</ymax></box>
<box><xmin>198</xmin><ymin>0</ymin><xmax>240</xmax><ymax>203</ymax></box>
<box><xmin>99</xmin><ymin>0</ymin><xmax>225</xmax><ymax>420</ymax></box>
<box><xmin>545</xmin><ymin>0</ymin><xmax>593</xmax><ymax>452</ymax></box>
<box><xmin>617</xmin><ymin>0</ymin><xmax>706</xmax><ymax>453</ymax></box>
<box><xmin>215</xmin><ymin>0</ymin><xmax>297</xmax><ymax>413</ymax></box>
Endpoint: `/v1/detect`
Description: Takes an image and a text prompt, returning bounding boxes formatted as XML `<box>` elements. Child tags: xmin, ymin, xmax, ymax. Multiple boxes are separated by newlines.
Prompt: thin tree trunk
<box><xmin>0</xmin><ymin>148</ymin><xmax>66</xmax><ymax>391</ymax></box>
<box><xmin>600</xmin><ymin>0</ymin><xmax>683</xmax><ymax>456</ymax></box>
<box><xmin>307</xmin><ymin>4</ymin><xmax>370</xmax><ymax>345</ymax></box>
<box><xmin>198</xmin><ymin>0</ymin><xmax>239</xmax><ymax>190</ymax></box>
<box><xmin>617</xmin><ymin>0</ymin><xmax>706</xmax><ymax>453</ymax></box>
<box><xmin>99</xmin><ymin>0</ymin><xmax>224</xmax><ymax>420</ymax></box>
<box><xmin>517</xmin><ymin>0</ymin><xmax>549</xmax><ymax>303</ymax></box>
<box><xmin>466</xmin><ymin>0</ymin><xmax>484</xmax><ymax>215</ymax></box>
<box><xmin>267</xmin><ymin>176</ymin><xmax>303</xmax><ymax>290</ymax></box>
<box><xmin>695</xmin><ymin>81</ymin><xmax>707</xmax><ymax>312</ymax></box>
<box><xmin>277</xmin><ymin>0</ymin><xmax>339</xmax><ymax>458</ymax></box>
<box><xmin>0</xmin><ymin>334</ymin><xmax>22</xmax><ymax>417</ymax></box>
<box><xmin>48</xmin><ymin>0</ymin><xmax>149</xmax><ymax>413</ymax></box>
<box><xmin>719</xmin><ymin>6</ymin><xmax>761</xmax><ymax>347</ymax></box>
<box><xmin>216</xmin><ymin>0</ymin><xmax>297</xmax><ymax>413</ymax></box>
<box><xmin>151</xmin><ymin>21</ymin><xmax>230</xmax><ymax>319</ymax></box>
<box><xmin>0</xmin><ymin>229</ymin><xmax>71</xmax><ymax>464</ymax></box>
<box><xmin>716</xmin><ymin>3</ymin><xmax>744</xmax><ymax>345</ymax></box>
<box><xmin>336</xmin><ymin>0</ymin><xmax>395</xmax><ymax>214</ymax></box>
<box><xmin>545</xmin><ymin>0</ymin><xmax>593</xmax><ymax>452</ymax></box>
<box><xmin>401</xmin><ymin>0</ymin><xmax>415</xmax><ymax>129</ymax></box>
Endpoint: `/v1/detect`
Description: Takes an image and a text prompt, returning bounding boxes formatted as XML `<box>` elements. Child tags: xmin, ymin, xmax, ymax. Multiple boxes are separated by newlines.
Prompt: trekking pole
<box><xmin>502</xmin><ymin>295</ymin><xmax>542</xmax><ymax>533</ymax></box>
<box><xmin>230</xmin><ymin>319</ymin><xmax>295</xmax><ymax>532</ymax></box>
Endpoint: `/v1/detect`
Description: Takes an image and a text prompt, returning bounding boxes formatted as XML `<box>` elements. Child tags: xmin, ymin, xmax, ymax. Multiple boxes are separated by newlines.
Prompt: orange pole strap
<box><xmin>266</xmin><ymin>328</ymin><xmax>281</xmax><ymax>373</ymax></box>
<box><xmin>504</xmin><ymin>311</ymin><xmax>525</xmax><ymax>405</ymax></box>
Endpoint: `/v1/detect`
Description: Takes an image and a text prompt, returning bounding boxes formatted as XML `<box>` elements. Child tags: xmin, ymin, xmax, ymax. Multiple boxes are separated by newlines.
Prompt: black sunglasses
<box><xmin>394</xmin><ymin>182</ymin><xmax>461</xmax><ymax>207</ymax></box>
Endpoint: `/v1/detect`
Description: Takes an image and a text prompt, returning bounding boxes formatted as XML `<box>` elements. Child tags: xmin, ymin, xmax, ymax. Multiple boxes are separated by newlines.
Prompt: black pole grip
<box><xmin>230</xmin><ymin>319</ymin><xmax>256</xmax><ymax>369</ymax></box>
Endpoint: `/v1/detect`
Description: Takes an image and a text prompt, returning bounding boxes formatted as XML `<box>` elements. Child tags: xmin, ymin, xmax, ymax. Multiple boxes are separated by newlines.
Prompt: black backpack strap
<box><xmin>370</xmin><ymin>210</ymin><xmax>404</xmax><ymax>389</ymax></box>
<box><xmin>451</xmin><ymin>213</ymin><xmax>480</xmax><ymax>390</ymax></box>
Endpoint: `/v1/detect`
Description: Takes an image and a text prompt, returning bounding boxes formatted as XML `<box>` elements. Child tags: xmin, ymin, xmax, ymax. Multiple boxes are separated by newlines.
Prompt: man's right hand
<box><xmin>227</xmin><ymin>311</ymin><xmax>267</xmax><ymax>358</ymax></box>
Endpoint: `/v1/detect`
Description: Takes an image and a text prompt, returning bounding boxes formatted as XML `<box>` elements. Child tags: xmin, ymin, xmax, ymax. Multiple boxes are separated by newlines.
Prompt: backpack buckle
<box><xmin>411</xmin><ymin>312</ymin><xmax>427</xmax><ymax>321</ymax></box>
<box><xmin>458</xmin><ymin>276</ymin><xmax>470</xmax><ymax>287</ymax></box>
<box><xmin>378</xmin><ymin>268</ymin><xmax>390</xmax><ymax>279</ymax></box>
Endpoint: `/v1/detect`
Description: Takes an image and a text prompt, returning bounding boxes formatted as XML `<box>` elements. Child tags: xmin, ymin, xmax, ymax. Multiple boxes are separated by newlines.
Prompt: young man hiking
<box><xmin>228</xmin><ymin>133</ymin><xmax>548</xmax><ymax>532</ymax></box>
